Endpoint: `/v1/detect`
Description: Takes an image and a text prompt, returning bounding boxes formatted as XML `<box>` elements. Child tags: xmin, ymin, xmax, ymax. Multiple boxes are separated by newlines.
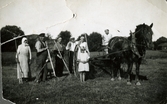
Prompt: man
<box><xmin>102</xmin><ymin>29</ymin><xmax>112</xmax><ymax>54</ymax></box>
<box><xmin>66</xmin><ymin>37</ymin><xmax>76</xmax><ymax>74</ymax></box>
<box><xmin>34</xmin><ymin>33</ymin><xmax>48</xmax><ymax>83</ymax></box>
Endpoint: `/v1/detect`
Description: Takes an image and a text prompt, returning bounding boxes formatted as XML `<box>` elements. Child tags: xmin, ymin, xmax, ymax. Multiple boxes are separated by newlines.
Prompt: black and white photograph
<box><xmin>0</xmin><ymin>0</ymin><xmax>167</xmax><ymax>104</ymax></box>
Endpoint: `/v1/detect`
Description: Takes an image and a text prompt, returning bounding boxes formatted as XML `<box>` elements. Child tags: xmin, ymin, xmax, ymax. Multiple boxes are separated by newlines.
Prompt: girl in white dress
<box><xmin>77</xmin><ymin>35</ymin><xmax>90</xmax><ymax>82</ymax></box>
<box><xmin>16</xmin><ymin>37</ymin><xmax>32</xmax><ymax>84</ymax></box>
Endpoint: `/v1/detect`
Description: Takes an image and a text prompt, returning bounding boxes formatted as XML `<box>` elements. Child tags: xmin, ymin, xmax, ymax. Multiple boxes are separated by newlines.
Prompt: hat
<box><xmin>22</xmin><ymin>37</ymin><xmax>27</xmax><ymax>43</ymax></box>
<box><xmin>70</xmin><ymin>37</ymin><xmax>75</xmax><ymax>40</ymax></box>
<box><xmin>39</xmin><ymin>33</ymin><xmax>45</xmax><ymax>37</ymax></box>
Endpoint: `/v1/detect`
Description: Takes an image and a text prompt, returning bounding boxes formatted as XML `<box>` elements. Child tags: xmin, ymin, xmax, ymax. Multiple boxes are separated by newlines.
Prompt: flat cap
<box><xmin>39</xmin><ymin>33</ymin><xmax>45</xmax><ymax>37</ymax></box>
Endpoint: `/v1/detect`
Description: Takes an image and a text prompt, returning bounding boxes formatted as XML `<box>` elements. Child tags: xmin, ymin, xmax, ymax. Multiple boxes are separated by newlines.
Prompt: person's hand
<box><xmin>57</xmin><ymin>54</ymin><xmax>62</xmax><ymax>59</ymax></box>
<box><xmin>46</xmin><ymin>59</ymin><xmax>50</xmax><ymax>63</ymax></box>
<box><xmin>42</xmin><ymin>47</ymin><xmax>48</xmax><ymax>51</ymax></box>
<box><xmin>16</xmin><ymin>58</ymin><xmax>19</xmax><ymax>63</ymax></box>
<box><xmin>83</xmin><ymin>61</ymin><xmax>87</xmax><ymax>64</ymax></box>
<box><xmin>45</xmin><ymin>47</ymin><xmax>48</xmax><ymax>50</ymax></box>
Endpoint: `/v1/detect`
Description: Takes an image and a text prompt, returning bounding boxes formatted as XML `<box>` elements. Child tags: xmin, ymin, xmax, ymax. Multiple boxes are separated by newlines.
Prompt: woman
<box><xmin>16</xmin><ymin>37</ymin><xmax>32</xmax><ymax>84</ymax></box>
<box><xmin>53</xmin><ymin>36</ymin><xmax>65</xmax><ymax>77</ymax></box>
<box><xmin>77</xmin><ymin>34</ymin><xmax>90</xmax><ymax>82</ymax></box>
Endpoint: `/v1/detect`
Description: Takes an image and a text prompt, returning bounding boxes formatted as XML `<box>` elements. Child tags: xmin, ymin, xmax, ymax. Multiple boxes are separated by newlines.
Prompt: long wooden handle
<box><xmin>53</xmin><ymin>41</ymin><xmax>71</xmax><ymax>75</ymax></box>
<box><xmin>45</xmin><ymin>42</ymin><xmax>56</xmax><ymax>77</ymax></box>
<box><xmin>1</xmin><ymin>35</ymin><xmax>23</xmax><ymax>46</ymax></box>
<box><xmin>62</xmin><ymin>57</ymin><xmax>70</xmax><ymax>73</ymax></box>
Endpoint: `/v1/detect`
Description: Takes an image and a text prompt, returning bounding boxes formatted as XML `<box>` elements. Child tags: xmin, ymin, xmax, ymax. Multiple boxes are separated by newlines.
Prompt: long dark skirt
<box><xmin>54</xmin><ymin>50</ymin><xmax>64</xmax><ymax>77</ymax></box>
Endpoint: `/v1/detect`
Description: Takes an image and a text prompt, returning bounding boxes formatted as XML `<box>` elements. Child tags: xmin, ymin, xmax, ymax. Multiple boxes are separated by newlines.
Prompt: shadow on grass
<box><xmin>130</xmin><ymin>73</ymin><xmax>148</xmax><ymax>81</ymax></box>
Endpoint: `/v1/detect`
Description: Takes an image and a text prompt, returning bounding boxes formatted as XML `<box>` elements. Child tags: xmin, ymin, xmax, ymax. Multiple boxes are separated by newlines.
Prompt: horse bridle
<box><xmin>133</xmin><ymin>27</ymin><xmax>152</xmax><ymax>48</ymax></box>
<box><xmin>137</xmin><ymin>32</ymin><xmax>152</xmax><ymax>48</ymax></box>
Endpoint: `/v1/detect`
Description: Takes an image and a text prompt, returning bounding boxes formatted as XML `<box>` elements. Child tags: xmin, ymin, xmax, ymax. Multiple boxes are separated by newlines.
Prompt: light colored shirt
<box><xmin>66</xmin><ymin>41</ymin><xmax>76</xmax><ymax>52</ymax></box>
<box><xmin>102</xmin><ymin>34</ymin><xmax>112</xmax><ymax>45</ymax></box>
<box><xmin>16</xmin><ymin>44</ymin><xmax>32</xmax><ymax>59</ymax></box>
<box><xmin>35</xmin><ymin>41</ymin><xmax>46</xmax><ymax>52</ymax></box>
<box><xmin>77</xmin><ymin>42</ymin><xmax>90</xmax><ymax>55</ymax></box>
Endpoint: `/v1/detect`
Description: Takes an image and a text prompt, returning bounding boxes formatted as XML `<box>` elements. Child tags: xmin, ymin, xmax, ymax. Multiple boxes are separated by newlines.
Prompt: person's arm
<box><xmin>35</xmin><ymin>41</ymin><xmax>47</xmax><ymax>52</ymax></box>
<box><xmin>28</xmin><ymin>46</ymin><xmax>32</xmax><ymax>64</ymax></box>
<box><xmin>53</xmin><ymin>42</ymin><xmax>58</xmax><ymax>51</ymax></box>
<box><xmin>53</xmin><ymin>42</ymin><xmax>62</xmax><ymax>58</ymax></box>
<box><xmin>76</xmin><ymin>41</ymin><xmax>82</xmax><ymax>50</ymax></box>
<box><xmin>66</xmin><ymin>42</ymin><xmax>70</xmax><ymax>50</ymax></box>
<box><xmin>77</xmin><ymin>47</ymin><xmax>81</xmax><ymax>62</ymax></box>
<box><xmin>102</xmin><ymin>35</ymin><xmax>105</xmax><ymax>41</ymax></box>
<box><xmin>85</xmin><ymin>42</ymin><xmax>90</xmax><ymax>56</ymax></box>
<box><xmin>83</xmin><ymin>42</ymin><xmax>90</xmax><ymax>64</ymax></box>
<box><xmin>16</xmin><ymin>45</ymin><xmax>20</xmax><ymax>63</ymax></box>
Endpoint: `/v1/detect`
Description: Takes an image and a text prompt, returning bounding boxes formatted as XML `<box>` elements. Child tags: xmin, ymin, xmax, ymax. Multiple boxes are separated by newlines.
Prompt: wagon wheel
<box><xmin>73</xmin><ymin>46</ymin><xmax>79</xmax><ymax>78</ymax></box>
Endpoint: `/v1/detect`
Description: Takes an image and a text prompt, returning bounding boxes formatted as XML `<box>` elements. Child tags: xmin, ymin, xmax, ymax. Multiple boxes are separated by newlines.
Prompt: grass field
<box><xmin>2</xmin><ymin>50</ymin><xmax>167</xmax><ymax>104</ymax></box>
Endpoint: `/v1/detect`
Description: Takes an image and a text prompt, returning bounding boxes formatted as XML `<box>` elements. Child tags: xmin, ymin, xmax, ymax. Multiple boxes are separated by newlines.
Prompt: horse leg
<box><xmin>110</xmin><ymin>62</ymin><xmax>115</xmax><ymax>81</ymax></box>
<box><xmin>126</xmin><ymin>62</ymin><xmax>133</xmax><ymax>85</ymax></box>
<box><xmin>111</xmin><ymin>61</ymin><xmax>122</xmax><ymax>81</ymax></box>
<box><xmin>117</xmin><ymin>63</ymin><xmax>122</xmax><ymax>80</ymax></box>
<box><xmin>135</xmin><ymin>61</ymin><xmax>141</xmax><ymax>85</ymax></box>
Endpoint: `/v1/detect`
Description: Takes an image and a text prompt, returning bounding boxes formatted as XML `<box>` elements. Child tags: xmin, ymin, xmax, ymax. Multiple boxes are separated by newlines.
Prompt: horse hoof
<box><xmin>136</xmin><ymin>82</ymin><xmax>141</xmax><ymax>86</ymax></box>
<box><xmin>118</xmin><ymin>77</ymin><xmax>122</xmax><ymax>80</ymax></box>
<box><xmin>111</xmin><ymin>78</ymin><xmax>115</xmax><ymax>81</ymax></box>
<box><xmin>127</xmin><ymin>82</ymin><xmax>131</xmax><ymax>85</ymax></box>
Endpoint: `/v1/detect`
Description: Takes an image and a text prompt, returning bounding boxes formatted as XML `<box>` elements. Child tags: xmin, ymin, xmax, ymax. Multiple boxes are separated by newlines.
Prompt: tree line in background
<box><xmin>0</xmin><ymin>25</ymin><xmax>102</xmax><ymax>52</ymax></box>
<box><xmin>153</xmin><ymin>37</ymin><xmax>167</xmax><ymax>50</ymax></box>
<box><xmin>1</xmin><ymin>25</ymin><xmax>167</xmax><ymax>52</ymax></box>
<box><xmin>1</xmin><ymin>25</ymin><xmax>25</xmax><ymax>52</ymax></box>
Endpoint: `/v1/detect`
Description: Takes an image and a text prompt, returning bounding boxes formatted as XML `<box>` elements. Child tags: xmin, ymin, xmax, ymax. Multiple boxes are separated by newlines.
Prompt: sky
<box><xmin>0</xmin><ymin>0</ymin><xmax>167</xmax><ymax>41</ymax></box>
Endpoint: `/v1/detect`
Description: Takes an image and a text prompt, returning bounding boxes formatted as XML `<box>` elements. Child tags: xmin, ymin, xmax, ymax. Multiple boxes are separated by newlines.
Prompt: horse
<box><xmin>108</xmin><ymin>23</ymin><xmax>153</xmax><ymax>85</ymax></box>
